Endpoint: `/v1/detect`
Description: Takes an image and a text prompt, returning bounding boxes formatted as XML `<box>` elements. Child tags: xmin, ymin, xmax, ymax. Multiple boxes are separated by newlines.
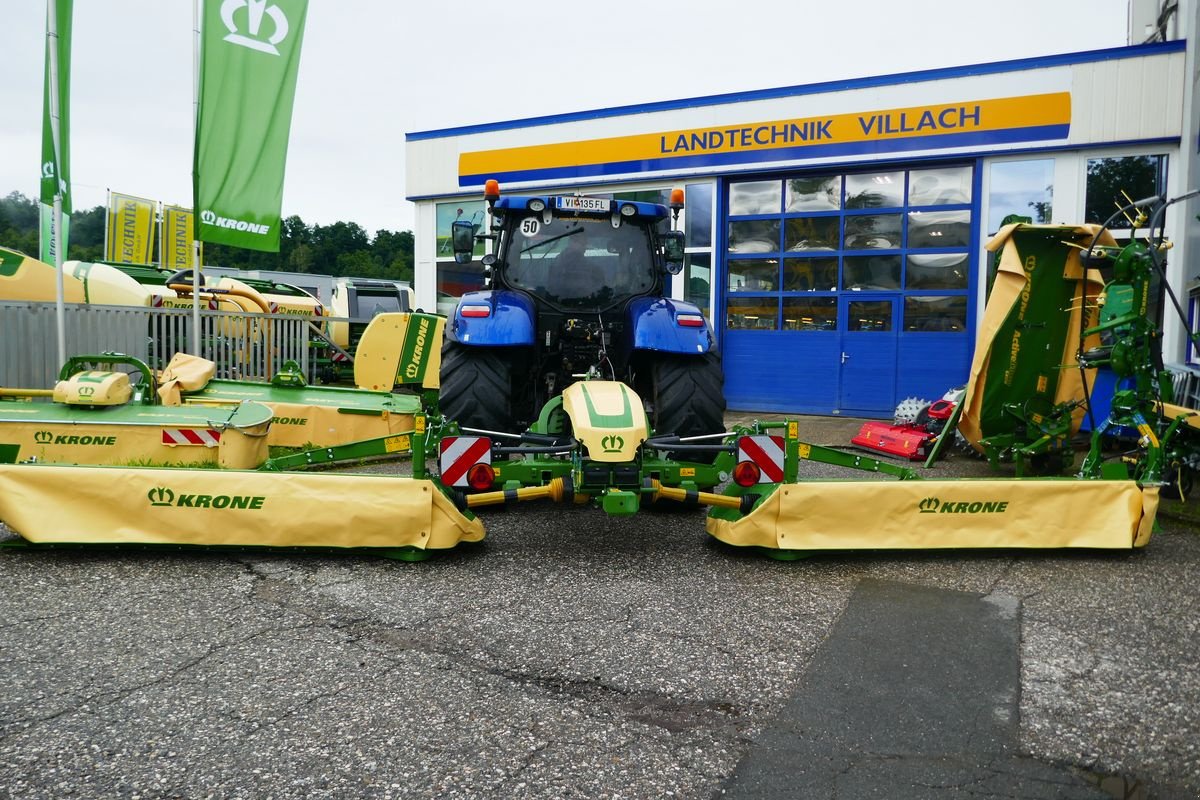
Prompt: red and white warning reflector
<box><xmin>736</xmin><ymin>435</ymin><xmax>785</xmax><ymax>483</ymax></box>
<box><xmin>162</xmin><ymin>428</ymin><xmax>222</xmax><ymax>447</ymax></box>
<box><xmin>439</xmin><ymin>436</ymin><xmax>493</xmax><ymax>488</ymax></box>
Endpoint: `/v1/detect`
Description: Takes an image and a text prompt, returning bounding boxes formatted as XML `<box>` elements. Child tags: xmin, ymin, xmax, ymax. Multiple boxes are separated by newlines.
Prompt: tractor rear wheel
<box><xmin>650</xmin><ymin>350</ymin><xmax>726</xmax><ymax>464</ymax></box>
<box><xmin>439</xmin><ymin>340</ymin><xmax>513</xmax><ymax>432</ymax></box>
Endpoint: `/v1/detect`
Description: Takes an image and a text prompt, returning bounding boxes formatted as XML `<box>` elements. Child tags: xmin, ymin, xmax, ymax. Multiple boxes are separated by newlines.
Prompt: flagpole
<box><xmin>191</xmin><ymin>0</ymin><xmax>201</xmax><ymax>355</ymax></box>
<box><xmin>47</xmin><ymin>0</ymin><xmax>66</xmax><ymax>367</ymax></box>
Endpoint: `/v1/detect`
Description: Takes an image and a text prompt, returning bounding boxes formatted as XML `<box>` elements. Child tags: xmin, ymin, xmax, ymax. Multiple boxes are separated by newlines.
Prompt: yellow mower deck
<box><xmin>0</xmin><ymin>401</ymin><xmax>272</xmax><ymax>468</ymax></box>
<box><xmin>0</xmin><ymin>464</ymin><xmax>483</xmax><ymax>554</ymax></box>
<box><xmin>707</xmin><ymin>478</ymin><xmax>1157</xmax><ymax>552</ymax></box>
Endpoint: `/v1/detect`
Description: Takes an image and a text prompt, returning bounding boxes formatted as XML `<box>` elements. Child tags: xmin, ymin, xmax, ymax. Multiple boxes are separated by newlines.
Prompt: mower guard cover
<box><xmin>959</xmin><ymin>224</ymin><xmax>1111</xmax><ymax>451</ymax></box>
<box><xmin>0</xmin><ymin>464</ymin><xmax>484</xmax><ymax>552</ymax></box>
<box><xmin>707</xmin><ymin>479</ymin><xmax>1157</xmax><ymax>551</ymax></box>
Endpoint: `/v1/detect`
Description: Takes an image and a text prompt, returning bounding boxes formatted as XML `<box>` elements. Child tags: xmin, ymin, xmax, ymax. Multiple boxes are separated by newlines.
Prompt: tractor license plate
<box><xmin>556</xmin><ymin>196</ymin><xmax>609</xmax><ymax>213</ymax></box>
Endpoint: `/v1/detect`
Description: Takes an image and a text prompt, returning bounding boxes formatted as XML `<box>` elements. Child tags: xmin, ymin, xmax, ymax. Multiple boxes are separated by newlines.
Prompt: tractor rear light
<box><xmin>732</xmin><ymin>460</ymin><xmax>761</xmax><ymax>487</ymax></box>
<box><xmin>467</xmin><ymin>463</ymin><xmax>496</xmax><ymax>491</ymax></box>
<box><xmin>619</xmin><ymin>203</ymin><xmax>637</xmax><ymax>217</ymax></box>
<box><xmin>484</xmin><ymin>179</ymin><xmax>501</xmax><ymax>201</ymax></box>
<box><xmin>460</xmin><ymin>304</ymin><xmax>491</xmax><ymax>318</ymax></box>
<box><xmin>528</xmin><ymin>199</ymin><xmax>546</xmax><ymax>212</ymax></box>
<box><xmin>676</xmin><ymin>314</ymin><xmax>705</xmax><ymax>328</ymax></box>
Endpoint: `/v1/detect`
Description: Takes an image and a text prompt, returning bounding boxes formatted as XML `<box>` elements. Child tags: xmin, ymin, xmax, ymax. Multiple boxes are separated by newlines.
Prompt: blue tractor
<box><xmin>442</xmin><ymin>181</ymin><xmax>725</xmax><ymax>458</ymax></box>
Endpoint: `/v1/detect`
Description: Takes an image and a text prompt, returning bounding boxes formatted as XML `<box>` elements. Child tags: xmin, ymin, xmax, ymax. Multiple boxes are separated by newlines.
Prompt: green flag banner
<box><xmin>39</xmin><ymin>0</ymin><xmax>73</xmax><ymax>264</ymax></box>
<box><xmin>194</xmin><ymin>0</ymin><xmax>308</xmax><ymax>253</ymax></box>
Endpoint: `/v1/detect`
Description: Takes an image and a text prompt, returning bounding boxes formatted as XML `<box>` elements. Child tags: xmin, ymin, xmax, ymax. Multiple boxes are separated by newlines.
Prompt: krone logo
<box><xmin>918</xmin><ymin>497</ymin><xmax>940</xmax><ymax>513</ymax></box>
<box><xmin>77</xmin><ymin>386</ymin><xmax>95</xmax><ymax>398</ymax></box>
<box><xmin>34</xmin><ymin>430</ymin><xmax>53</xmax><ymax>444</ymax></box>
<box><xmin>221</xmin><ymin>0</ymin><xmax>290</xmax><ymax>56</ymax></box>
<box><xmin>148</xmin><ymin>487</ymin><xmax>176</xmax><ymax>507</ymax></box>
<box><xmin>601</xmin><ymin>434</ymin><xmax>625</xmax><ymax>453</ymax></box>
<box><xmin>199</xmin><ymin>209</ymin><xmax>271</xmax><ymax>236</ymax></box>
<box><xmin>41</xmin><ymin>161</ymin><xmax>55</xmax><ymax>180</ymax></box>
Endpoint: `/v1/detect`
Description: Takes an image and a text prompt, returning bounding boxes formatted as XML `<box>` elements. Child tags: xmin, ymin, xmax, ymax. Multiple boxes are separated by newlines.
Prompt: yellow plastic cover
<box><xmin>707</xmin><ymin>479</ymin><xmax>1157</xmax><ymax>551</ymax></box>
<box><xmin>354</xmin><ymin>313</ymin><xmax>445</xmax><ymax>391</ymax></box>
<box><xmin>259</xmin><ymin>401</ymin><xmax>414</xmax><ymax>448</ymax></box>
<box><xmin>158</xmin><ymin>353</ymin><xmax>217</xmax><ymax>405</ymax></box>
<box><xmin>0</xmin><ymin>465</ymin><xmax>485</xmax><ymax>551</ymax></box>
<box><xmin>560</xmin><ymin>381</ymin><xmax>648</xmax><ymax>462</ymax></box>
<box><xmin>53</xmin><ymin>371</ymin><xmax>132</xmax><ymax>406</ymax></box>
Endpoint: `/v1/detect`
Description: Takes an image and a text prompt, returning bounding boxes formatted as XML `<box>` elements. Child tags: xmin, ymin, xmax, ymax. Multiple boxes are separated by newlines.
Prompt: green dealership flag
<box><xmin>194</xmin><ymin>0</ymin><xmax>308</xmax><ymax>252</ymax></box>
<box><xmin>39</xmin><ymin>0</ymin><xmax>72</xmax><ymax>264</ymax></box>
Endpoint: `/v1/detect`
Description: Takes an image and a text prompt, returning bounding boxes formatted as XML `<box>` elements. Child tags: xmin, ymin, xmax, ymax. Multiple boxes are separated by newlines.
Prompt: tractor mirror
<box><xmin>662</xmin><ymin>230</ymin><xmax>685</xmax><ymax>274</ymax></box>
<box><xmin>451</xmin><ymin>220</ymin><xmax>475</xmax><ymax>264</ymax></box>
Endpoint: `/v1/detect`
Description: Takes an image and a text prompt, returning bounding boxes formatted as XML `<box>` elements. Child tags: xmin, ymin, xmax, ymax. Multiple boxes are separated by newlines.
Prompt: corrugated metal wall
<box><xmin>0</xmin><ymin>302</ymin><xmax>313</xmax><ymax>389</ymax></box>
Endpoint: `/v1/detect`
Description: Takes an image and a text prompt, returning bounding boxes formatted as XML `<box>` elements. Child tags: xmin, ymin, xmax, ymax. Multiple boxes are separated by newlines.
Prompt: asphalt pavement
<box><xmin>0</xmin><ymin>414</ymin><xmax>1197</xmax><ymax>798</ymax></box>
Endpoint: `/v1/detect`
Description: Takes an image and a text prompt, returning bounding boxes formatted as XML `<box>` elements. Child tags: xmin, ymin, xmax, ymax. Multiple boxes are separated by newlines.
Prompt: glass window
<box><xmin>729</xmin><ymin>180</ymin><xmax>782</xmax><ymax>215</ymax></box>
<box><xmin>782</xmin><ymin>297</ymin><xmax>837</xmax><ymax>330</ymax></box>
<box><xmin>845</xmin><ymin>171</ymin><xmax>903</xmax><ymax>208</ymax></box>
<box><xmin>436</xmin><ymin>201</ymin><xmax>487</xmax><ymax>259</ymax></box>
<box><xmin>684</xmin><ymin>253</ymin><xmax>711</xmax><ymax>316</ymax></box>
<box><xmin>906</xmin><ymin>253</ymin><xmax>969</xmax><ymax>290</ymax></box>
<box><xmin>1085</xmin><ymin>155</ymin><xmax>1167</xmax><ymax>229</ymax></box>
<box><xmin>728</xmin><ymin>259</ymin><xmax>779</xmax><ymax>292</ymax></box>
<box><xmin>845</xmin><ymin>214</ymin><xmax>902</xmax><ymax>250</ymax></box>
<box><xmin>908</xmin><ymin>166</ymin><xmax>972</xmax><ymax>206</ymax></box>
<box><xmin>436</xmin><ymin>262</ymin><xmax>487</xmax><ymax>309</ymax></box>
<box><xmin>907</xmin><ymin>210</ymin><xmax>970</xmax><ymax>248</ymax></box>
<box><xmin>783</xmin><ymin>258</ymin><xmax>838</xmax><ymax>292</ymax></box>
<box><xmin>988</xmin><ymin>159</ymin><xmax>1054</xmax><ymax>231</ymax></box>
<box><xmin>785</xmin><ymin>217</ymin><xmax>840</xmax><ymax>251</ymax></box>
<box><xmin>848</xmin><ymin>300</ymin><xmax>893</xmax><ymax>332</ymax></box>
<box><xmin>904</xmin><ymin>296</ymin><xmax>967</xmax><ymax>332</ymax></box>
<box><xmin>727</xmin><ymin>297</ymin><xmax>779</xmax><ymax>330</ymax></box>
<box><xmin>728</xmin><ymin>219</ymin><xmax>779</xmax><ymax>253</ymax></box>
<box><xmin>684</xmin><ymin>183</ymin><xmax>713</xmax><ymax>248</ymax></box>
<box><xmin>786</xmin><ymin>175</ymin><xmax>842</xmax><ymax>211</ymax></box>
<box><xmin>843</xmin><ymin>255</ymin><xmax>901</xmax><ymax>290</ymax></box>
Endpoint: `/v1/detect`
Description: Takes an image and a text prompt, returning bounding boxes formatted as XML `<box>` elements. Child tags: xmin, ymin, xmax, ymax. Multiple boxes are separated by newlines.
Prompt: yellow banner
<box><xmin>162</xmin><ymin>205</ymin><xmax>201</xmax><ymax>271</ymax></box>
<box><xmin>105</xmin><ymin>192</ymin><xmax>157</xmax><ymax>264</ymax></box>
<box><xmin>460</xmin><ymin>93</ymin><xmax>1072</xmax><ymax>181</ymax></box>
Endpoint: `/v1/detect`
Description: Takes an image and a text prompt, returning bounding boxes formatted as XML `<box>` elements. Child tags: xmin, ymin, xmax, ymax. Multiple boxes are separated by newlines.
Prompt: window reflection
<box><xmin>729</xmin><ymin>180</ymin><xmax>782</xmax><ymax>215</ymax></box>
<box><xmin>783</xmin><ymin>258</ymin><xmax>838</xmax><ymax>291</ymax></box>
<box><xmin>848</xmin><ymin>300</ymin><xmax>892</xmax><ymax>332</ymax></box>
<box><xmin>728</xmin><ymin>259</ymin><xmax>779</xmax><ymax>292</ymax></box>
<box><xmin>782</xmin><ymin>297</ymin><xmax>837</xmax><ymax>331</ymax></box>
<box><xmin>908</xmin><ymin>166</ymin><xmax>972</xmax><ymax>206</ymax></box>
<box><xmin>786</xmin><ymin>175</ymin><xmax>842</xmax><ymax>211</ymax></box>
<box><xmin>904</xmin><ymin>296</ymin><xmax>967</xmax><ymax>331</ymax></box>
<box><xmin>1085</xmin><ymin>155</ymin><xmax>1166</xmax><ymax>229</ymax></box>
<box><xmin>906</xmin><ymin>253</ymin><xmax>969</xmax><ymax>290</ymax></box>
<box><xmin>728</xmin><ymin>219</ymin><xmax>779</xmax><ymax>253</ymax></box>
<box><xmin>684</xmin><ymin>253</ymin><xmax>711</xmax><ymax>317</ymax></box>
<box><xmin>843</xmin><ymin>255</ymin><xmax>901</xmax><ymax>290</ymax></box>
<box><xmin>727</xmin><ymin>297</ymin><xmax>779</xmax><ymax>330</ymax></box>
<box><xmin>845</xmin><ymin>214</ymin><xmax>902</xmax><ymax>250</ymax></box>
<box><xmin>785</xmin><ymin>217</ymin><xmax>839</xmax><ymax>250</ymax></box>
<box><xmin>988</xmin><ymin>159</ymin><xmax>1053</xmax><ymax>231</ymax></box>
<box><xmin>685</xmin><ymin>183</ymin><xmax>714</xmax><ymax>248</ymax></box>
<box><xmin>907</xmin><ymin>210</ymin><xmax>970</xmax><ymax>248</ymax></box>
<box><xmin>846</xmin><ymin>171</ymin><xmax>903</xmax><ymax>208</ymax></box>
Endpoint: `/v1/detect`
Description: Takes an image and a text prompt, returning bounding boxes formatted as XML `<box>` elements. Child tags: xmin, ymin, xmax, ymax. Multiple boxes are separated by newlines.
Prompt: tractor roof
<box><xmin>493</xmin><ymin>195</ymin><xmax>669</xmax><ymax>221</ymax></box>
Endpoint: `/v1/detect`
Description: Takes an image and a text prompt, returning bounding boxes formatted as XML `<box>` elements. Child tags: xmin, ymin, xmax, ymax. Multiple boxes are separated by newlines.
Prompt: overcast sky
<box><xmin>1</xmin><ymin>0</ymin><xmax>1132</xmax><ymax>236</ymax></box>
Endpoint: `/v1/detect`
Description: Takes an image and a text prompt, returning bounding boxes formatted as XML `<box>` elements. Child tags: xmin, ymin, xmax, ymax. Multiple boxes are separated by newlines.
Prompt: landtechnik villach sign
<box><xmin>458</xmin><ymin>92</ymin><xmax>1071</xmax><ymax>185</ymax></box>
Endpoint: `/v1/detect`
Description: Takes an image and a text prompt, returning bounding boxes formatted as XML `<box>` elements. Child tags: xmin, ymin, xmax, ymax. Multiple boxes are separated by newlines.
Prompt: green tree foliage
<box><xmin>1084</xmin><ymin>156</ymin><xmax>1164</xmax><ymax>228</ymax></box>
<box><xmin>0</xmin><ymin>192</ymin><xmax>413</xmax><ymax>282</ymax></box>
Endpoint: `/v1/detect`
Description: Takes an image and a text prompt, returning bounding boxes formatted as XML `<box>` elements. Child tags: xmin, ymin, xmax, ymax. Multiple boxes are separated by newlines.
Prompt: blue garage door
<box><xmin>721</xmin><ymin>165</ymin><xmax>976</xmax><ymax>417</ymax></box>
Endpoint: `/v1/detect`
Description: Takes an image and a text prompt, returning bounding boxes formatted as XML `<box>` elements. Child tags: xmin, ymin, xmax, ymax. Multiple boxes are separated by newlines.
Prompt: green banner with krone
<box><xmin>39</xmin><ymin>0</ymin><xmax>73</xmax><ymax>264</ymax></box>
<box><xmin>194</xmin><ymin>0</ymin><xmax>308</xmax><ymax>252</ymax></box>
